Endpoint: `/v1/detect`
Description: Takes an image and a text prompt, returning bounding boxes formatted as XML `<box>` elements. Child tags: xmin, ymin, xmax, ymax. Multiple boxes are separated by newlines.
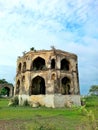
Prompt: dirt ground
<box><xmin>0</xmin><ymin>120</ymin><xmax>27</xmax><ymax>130</ymax></box>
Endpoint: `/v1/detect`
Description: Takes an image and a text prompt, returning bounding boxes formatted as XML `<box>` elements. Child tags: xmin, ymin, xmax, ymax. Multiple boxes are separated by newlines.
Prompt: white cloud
<box><xmin>0</xmin><ymin>0</ymin><xmax>98</xmax><ymax>94</ymax></box>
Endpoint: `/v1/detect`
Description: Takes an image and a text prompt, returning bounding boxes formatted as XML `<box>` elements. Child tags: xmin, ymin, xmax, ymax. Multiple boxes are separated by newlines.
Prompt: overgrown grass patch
<box><xmin>0</xmin><ymin>96</ymin><xmax>98</xmax><ymax>130</ymax></box>
<box><xmin>85</xmin><ymin>96</ymin><xmax>98</xmax><ymax>107</ymax></box>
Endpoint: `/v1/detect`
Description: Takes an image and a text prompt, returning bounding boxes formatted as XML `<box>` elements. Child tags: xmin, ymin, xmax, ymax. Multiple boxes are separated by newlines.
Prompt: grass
<box><xmin>84</xmin><ymin>96</ymin><xmax>98</xmax><ymax>120</ymax></box>
<box><xmin>0</xmin><ymin>96</ymin><xmax>98</xmax><ymax>130</ymax></box>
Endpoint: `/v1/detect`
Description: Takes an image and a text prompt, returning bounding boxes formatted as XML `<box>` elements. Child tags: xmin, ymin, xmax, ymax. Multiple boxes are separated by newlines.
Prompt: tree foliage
<box><xmin>30</xmin><ymin>47</ymin><xmax>36</xmax><ymax>51</ymax></box>
<box><xmin>0</xmin><ymin>87</ymin><xmax>8</xmax><ymax>95</ymax></box>
<box><xmin>89</xmin><ymin>85</ymin><xmax>98</xmax><ymax>96</ymax></box>
<box><xmin>0</xmin><ymin>79</ymin><xmax>8</xmax><ymax>84</ymax></box>
<box><xmin>0</xmin><ymin>79</ymin><xmax>12</xmax><ymax>85</ymax></box>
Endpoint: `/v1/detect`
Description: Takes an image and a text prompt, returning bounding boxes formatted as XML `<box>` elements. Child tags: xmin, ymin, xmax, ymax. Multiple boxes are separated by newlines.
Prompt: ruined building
<box><xmin>14</xmin><ymin>49</ymin><xmax>81</xmax><ymax>107</ymax></box>
<box><xmin>0</xmin><ymin>83</ymin><xmax>14</xmax><ymax>97</ymax></box>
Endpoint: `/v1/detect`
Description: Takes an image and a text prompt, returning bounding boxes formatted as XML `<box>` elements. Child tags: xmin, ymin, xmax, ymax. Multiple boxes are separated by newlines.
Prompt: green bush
<box><xmin>8</xmin><ymin>96</ymin><xmax>19</xmax><ymax>106</ymax></box>
<box><xmin>84</xmin><ymin>95</ymin><xmax>98</xmax><ymax>107</ymax></box>
<box><xmin>0</xmin><ymin>88</ymin><xmax>7</xmax><ymax>96</ymax></box>
<box><xmin>13</xmin><ymin>96</ymin><xmax>19</xmax><ymax>105</ymax></box>
<box><xmin>79</xmin><ymin>106</ymin><xmax>97</xmax><ymax>130</ymax></box>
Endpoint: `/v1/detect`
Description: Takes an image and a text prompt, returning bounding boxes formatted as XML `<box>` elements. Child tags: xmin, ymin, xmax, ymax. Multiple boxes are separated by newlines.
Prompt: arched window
<box><xmin>61</xmin><ymin>59</ymin><xmax>69</xmax><ymax>71</ymax></box>
<box><xmin>51</xmin><ymin>59</ymin><xmax>55</xmax><ymax>69</ymax></box>
<box><xmin>30</xmin><ymin>76</ymin><xmax>45</xmax><ymax>95</ymax></box>
<box><xmin>61</xmin><ymin>77</ymin><xmax>70</xmax><ymax>95</ymax></box>
<box><xmin>32</xmin><ymin>57</ymin><xmax>45</xmax><ymax>70</ymax></box>
<box><xmin>23</xmin><ymin>62</ymin><xmax>26</xmax><ymax>72</ymax></box>
<box><xmin>18</xmin><ymin>63</ymin><xmax>22</xmax><ymax>72</ymax></box>
<box><xmin>16</xmin><ymin>80</ymin><xmax>20</xmax><ymax>94</ymax></box>
<box><xmin>22</xmin><ymin>76</ymin><xmax>25</xmax><ymax>85</ymax></box>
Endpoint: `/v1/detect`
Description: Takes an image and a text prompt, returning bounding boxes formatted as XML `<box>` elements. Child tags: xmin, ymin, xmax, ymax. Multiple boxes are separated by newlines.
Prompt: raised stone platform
<box><xmin>18</xmin><ymin>94</ymin><xmax>81</xmax><ymax>108</ymax></box>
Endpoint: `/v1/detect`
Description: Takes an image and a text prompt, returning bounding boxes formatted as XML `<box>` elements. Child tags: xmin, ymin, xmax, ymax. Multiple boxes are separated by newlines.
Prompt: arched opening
<box><xmin>31</xmin><ymin>76</ymin><xmax>45</xmax><ymax>95</ymax></box>
<box><xmin>18</xmin><ymin>63</ymin><xmax>22</xmax><ymax>72</ymax></box>
<box><xmin>61</xmin><ymin>59</ymin><xmax>69</xmax><ymax>71</ymax></box>
<box><xmin>61</xmin><ymin>77</ymin><xmax>70</xmax><ymax>95</ymax></box>
<box><xmin>51</xmin><ymin>73</ymin><xmax>55</xmax><ymax>80</ymax></box>
<box><xmin>22</xmin><ymin>76</ymin><xmax>25</xmax><ymax>86</ymax></box>
<box><xmin>16</xmin><ymin>80</ymin><xmax>20</xmax><ymax>94</ymax></box>
<box><xmin>0</xmin><ymin>87</ymin><xmax>10</xmax><ymax>96</ymax></box>
<box><xmin>23</xmin><ymin>62</ymin><xmax>26</xmax><ymax>72</ymax></box>
<box><xmin>4</xmin><ymin>87</ymin><xmax>10</xmax><ymax>96</ymax></box>
<box><xmin>32</xmin><ymin>57</ymin><xmax>45</xmax><ymax>70</ymax></box>
<box><xmin>51</xmin><ymin>59</ymin><xmax>55</xmax><ymax>69</ymax></box>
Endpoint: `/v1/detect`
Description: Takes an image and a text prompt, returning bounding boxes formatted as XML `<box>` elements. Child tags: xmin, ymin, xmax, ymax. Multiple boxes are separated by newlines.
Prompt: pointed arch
<box><xmin>61</xmin><ymin>59</ymin><xmax>69</xmax><ymax>71</ymax></box>
<box><xmin>32</xmin><ymin>57</ymin><xmax>46</xmax><ymax>70</ymax></box>
<box><xmin>61</xmin><ymin>77</ymin><xmax>70</xmax><ymax>95</ymax></box>
<box><xmin>30</xmin><ymin>76</ymin><xmax>45</xmax><ymax>95</ymax></box>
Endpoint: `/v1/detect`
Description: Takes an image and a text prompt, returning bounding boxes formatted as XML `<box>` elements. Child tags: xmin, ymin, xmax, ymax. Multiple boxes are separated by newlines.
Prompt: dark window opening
<box><xmin>23</xmin><ymin>62</ymin><xmax>26</xmax><ymax>72</ymax></box>
<box><xmin>61</xmin><ymin>77</ymin><xmax>70</xmax><ymax>95</ymax></box>
<box><xmin>61</xmin><ymin>59</ymin><xmax>69</xmax><ymax>71</ymax></box>
<box><xmin>18</xmin><ymin>63</ymin><xmax>22</xmax><ymax>72</ymax></box>
<box><xmin>32</xmin><ymin>57</ymin><xmax>45</xmax><ymax>70</ymax></box>
<box><xmin>30</xmin><ymin>76</ymin><xmax>45</xmax><ymax>95</ymax></box>
<box><xmin>51</xmin><ymin>59</ymin><xmax>55</xmax><ymax>69</ymax></box>
<box><xmin>16</xmin><ymin>80</ymin><xmax>20</xmax><ymax>94</ymax></box>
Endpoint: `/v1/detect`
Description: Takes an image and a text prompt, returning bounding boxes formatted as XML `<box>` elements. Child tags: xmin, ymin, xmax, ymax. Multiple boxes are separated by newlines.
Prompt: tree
<box><xmin>30</xmin><ymin>47</ymin><xmax>36</xmax><ymax>51</ymax></box>
<box><xmin>0</xmin><ymin>79</ymin><xmax>8</xmax><ymax>84</ymax></box>
<box><xmin>0</xmin><ymin>88</ymin><xmax>7</xmax><ymax>96</ymax></box>
<box><xmin>89</xmin><ymin>85</ymin><xmax>98</xmax><ymax>96</ymax></box>
<box><xmin>0</xmin><ymin>79</ymin><xmax>12</xmax><ymax>85</ymax></box>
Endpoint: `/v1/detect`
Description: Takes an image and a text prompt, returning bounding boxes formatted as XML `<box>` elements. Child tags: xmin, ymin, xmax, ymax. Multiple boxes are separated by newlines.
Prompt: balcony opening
<box><xmin>61</xmin><ymin>59</ymin><xmax>69</xmax><ymax>71</ymax></box>
<box><xmin>32</xmin><ymin>57</ymin><xmax>45</xmax><ymax>70</ymax></box>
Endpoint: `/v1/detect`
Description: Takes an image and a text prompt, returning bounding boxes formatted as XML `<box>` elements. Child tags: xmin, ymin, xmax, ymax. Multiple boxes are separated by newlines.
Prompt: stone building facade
<box><xmin>14</xmin><ymin>49</ymin><xmax>81</xmax><ymax>107</ymax></box>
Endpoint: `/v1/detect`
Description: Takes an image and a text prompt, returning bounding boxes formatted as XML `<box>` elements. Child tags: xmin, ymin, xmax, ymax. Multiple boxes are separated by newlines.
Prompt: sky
<box><xmin>0</xmin><ymin>0</ymin><xmax>98</xmax><ymax>95</ymax></box>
